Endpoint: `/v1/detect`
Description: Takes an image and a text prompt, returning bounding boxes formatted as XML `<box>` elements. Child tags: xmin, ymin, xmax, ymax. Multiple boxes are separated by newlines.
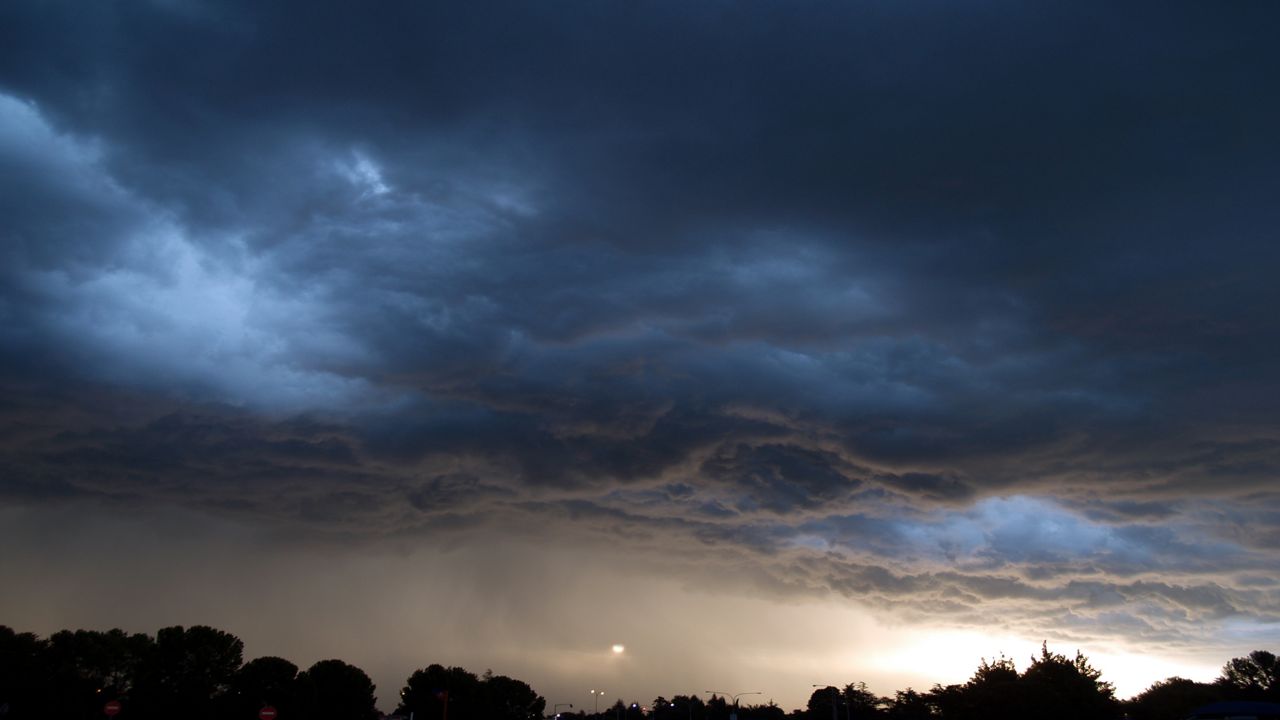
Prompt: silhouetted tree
<box><xmin>1126</xmin><ymin>677</ymin><xmax>1223</xmax><ymax>720</ymax></box>
<box><xmin>398</xmin><ymin>664</ymin><xmax>483</xmax><ymax>720</ymax></box>
<box><xmin>0</xmin><ymin>626</ymin><xmax>51</xmax><ymax>720</ymax></box>
<box><xmin>930</xmin><ymin>646</ymin><xmax>1122</xmax><ymax>720</ymax></box>
<box><xmin>132</xmin><ymin>625</ymin><xmax>242</xmax><ymax>720</ymax></box>
<box><xmin>808</xmin><ymin>683</ymin><xmax>881</xmax><ymax>720</ymax></box>
<box><xmin>807</xmin><ymin>687</ymin><xmax>841</xmax><ymax>720</ymax></box>
<box><xmin>923</xmin><ymin>684</ymin><xmax>962</xmax><ymax>720</ymax></box>
<box><xmin>705</xmin><ymin>695</ymin><xmax>730</xmax><ymax>720</ymax></box>
<box><xmin>739</xmin><ymin>701</ymin><xmax>787</xmax><ymax>720</ymax></box>
<box><xmin>1218</xmin><ymin>650</ymin><xmax>1280</xmax><ymax>701</ymax></box>
<box><xmin>970</xmin><ymin>656</ymin><xmax>1018</xmax><ymax>686</ymax></box>
<box><xmin>298</xmin><ymin>658</ymin><xmax>378</xmax><ymax>720</ymax></box>
<box><xmin>667</xmin><ymin>694</ymin><xmax>707</xmax><ymax>720</ymax></box>
<box><xmin>44</xmin><ymin>628</ymin><xmax>153</xmax><ymax>720</ymax></box>
<box><xmin>928</xmin><ymin>655</ymin><xmax>1023</xmax><ymax>720</ymax></box>
<box><xmin>1018</xmin><ymin>643</ymin><xmax>1119</xmax><ymax>720</ymax></box>
<box><xmin>843</xmin><ymin>683</ymin><xmax>882</xmax><ymax>719</ymax></box>
<box><xmin>883</xmin><ymin>689</ymin><xmax>930</xmax><ymax>720</ymax></box>
<box><xmin>479</xmin><ymin>669</ymin><xmax>546</xmax><ymax>720</ymax></box>
<box><xmin>226</xmin><ymin>656</ymin><xmax>299</xmax><ymax>720</ymax></box>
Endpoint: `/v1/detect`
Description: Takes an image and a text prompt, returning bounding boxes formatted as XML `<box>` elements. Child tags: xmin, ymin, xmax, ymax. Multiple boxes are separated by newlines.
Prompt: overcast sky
<box><xmin>3</xmin><ymin>0</ymin><xmax>1280</xmax><ymax>711</ymax></box>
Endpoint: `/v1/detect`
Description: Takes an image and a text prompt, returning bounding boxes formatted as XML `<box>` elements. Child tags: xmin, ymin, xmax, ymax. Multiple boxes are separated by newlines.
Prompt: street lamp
<box><xmin>812</xmin><ymin>685</ymin><xmax>849</xmax><ymax>720</ymax></box>
<box><xmin>703</xmin><ymin>690</ymin><xmax>762</xmax><ymax>717</ymax></box>
<box><xmin>590</xmin><ymin>689</ymin><xmax>606</xmax><ymax>714</ymax></box>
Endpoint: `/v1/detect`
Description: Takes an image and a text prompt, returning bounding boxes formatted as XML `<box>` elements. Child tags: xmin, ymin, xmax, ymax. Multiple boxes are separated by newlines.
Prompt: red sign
<box><xmin>103</xmin><ymin>700</ymin><xmax>122</xmax><ymax>717</ymax></box>
<box><xmin>259</xmin><ymin>706</ymin><xmax>278</xmax><ymax>720</ymax></box>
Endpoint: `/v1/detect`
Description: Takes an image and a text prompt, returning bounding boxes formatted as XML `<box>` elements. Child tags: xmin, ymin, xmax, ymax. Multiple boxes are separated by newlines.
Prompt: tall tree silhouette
<box><xmin>479</xmin><ymin>669</ymin><xmax>546</xmax><ymax>720</ymax></box>
<box><xmin>298</xmin><ymin>659</ymin><xmax>379</xmax><ymax>720</ymax></box>
<box><xmin>807</xmin><ymin>687</ymin><xmax>837</xmax><ymax>720</ymax></box>
<box><xmin>807</xmin><ymin>682</ymin><xmax>881</xmax><ymax>720</ymax></box>
<box><xmin>737</xmin><ymin>700</ymin><xmax>787</xmax><ymax>720</ymax></box>
<box><xmin>1018</xmin><ymin>643</ymin><xmax>1119</xmax><ymax>720</ymax></box>
<box><xmin>843</xmin><ymin>683</ymin><xmax>881</xmax><ymax>719</ymax></box>
<box><xmin>884</xmin><ymin>689</ymin><xmax>930</xmax><ymax>720</ymax></box>
<box><xmin>1126</xmin><ymin>677</ymin><xmax>1222</xmax><ymax>720</ymax></box>
<box><xmin>1218</xmin><ymin>650</ymin><xmax>1280</xmax><ymax>701</ymax></box>
<box><xmin>0</xmin><ymin>626</ymin><xmax>51</xmax><ymax>720</ymax></box>
<box><xmin>132</xmin><ymin>625</ymin><xmax>243</xmax><ymax>720</ymax></box>
<box><xmin>932</xmin><ymin>647</ymin><xmax>1120</xmax><ymax>720</ymax></box>
<box><xmin>705</xmin><ymin>694</ymin><xmax>730</xmax><ymax>720</ymax></box>
<box><xmin>666</xmin><ymin>694</ymin><xmax>707</xmax><ymax>720</ymax></box>
<box><xmin>227</xmin><ymin>656</ymin><xmax>300</xmax><ymax>720</ymax></box>
<box><xmin>399</xmin><ymin>664</ymin><xmax>484</xmax><ymax>720</ymax></box>
<box><xmin>45</xmin><ymin>628</ymin><xmax>153</xmax><ymax>720</ymax></box>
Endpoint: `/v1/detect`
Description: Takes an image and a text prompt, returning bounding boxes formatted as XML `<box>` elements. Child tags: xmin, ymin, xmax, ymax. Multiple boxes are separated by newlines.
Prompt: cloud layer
<box><xmin>3</xmin><ymin>0</ymin><xmax>1280</xmax><ymax>698</ymax></box>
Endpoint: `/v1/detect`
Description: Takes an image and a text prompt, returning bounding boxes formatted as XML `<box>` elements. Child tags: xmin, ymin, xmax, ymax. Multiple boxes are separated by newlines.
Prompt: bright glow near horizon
<box><xmin>0</xmin><ymin>503</ymin><xmax>1255</xmax><ymax>710</ymax></box>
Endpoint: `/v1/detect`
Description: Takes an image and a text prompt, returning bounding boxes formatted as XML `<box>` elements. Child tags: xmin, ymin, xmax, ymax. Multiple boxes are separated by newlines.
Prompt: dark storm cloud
<box><xmin>700</xmin><ymin>443</ymin><xmax>862</xmax><ymax>513</ymax></box>
<box><xmin>3</xmin><ymin>0</ymin><xmax>1280</xmax><ymax>649</ymax></box>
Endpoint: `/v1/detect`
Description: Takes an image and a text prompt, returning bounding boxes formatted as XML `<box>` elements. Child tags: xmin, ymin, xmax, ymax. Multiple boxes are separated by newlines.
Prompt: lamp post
<box><xmin>590</xmin><ymin>689</ymin><xmax>605</xmax><ymax>715</ymax></box>
<box><xmin>703</xmin><ymin>690</ymin><xmax>761</xmax><ymax>720</ymax></box>
<box><xmin>811</xmin><ymin>685</ymin><xmax>848</xmax><ymax>720</ymax></box>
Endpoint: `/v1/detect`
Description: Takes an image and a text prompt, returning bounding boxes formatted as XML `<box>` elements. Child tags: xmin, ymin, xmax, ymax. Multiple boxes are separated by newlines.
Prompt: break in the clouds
<box><xmin>3</xmin><ymin>0</ymin><xmax>1280</xmax><ymax>707</ymax></box>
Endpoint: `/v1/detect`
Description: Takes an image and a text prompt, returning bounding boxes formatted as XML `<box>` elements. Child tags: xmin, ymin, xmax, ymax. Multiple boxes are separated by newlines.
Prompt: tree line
<box><xmin>3</xmin><ymin>624</ymin><xmax>1278</xmax><ymax>720</ymax></box>
<box><xmin>592</xmin><ymin>646</ymin><xmax>1278</xmax><ymax>720</ymax></box>
<box><xmin>0</xmin><ymin>625</ymin><xmax>381</xmax><ymax>720</ymax></box>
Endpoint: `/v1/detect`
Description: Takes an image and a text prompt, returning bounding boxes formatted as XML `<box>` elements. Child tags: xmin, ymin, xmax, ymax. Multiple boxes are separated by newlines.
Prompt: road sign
<box><xmin>259</xmin><ymin>706</ymin><xmax>278</xmax><ymax>720</ymax></box>
<box><xmin>104</xmin><ymin>700</ymin><xmax>122</xmax><ymax>717</ymax></box>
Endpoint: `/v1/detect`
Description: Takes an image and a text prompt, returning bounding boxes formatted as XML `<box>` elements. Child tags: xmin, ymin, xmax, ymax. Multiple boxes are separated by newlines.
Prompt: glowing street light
<box><xmin>590</xmin><ymin>689</ymin><xmax>606</xmax><ymax>714</ymax></box>
<box><xmin>555</xmin><ymin>703</ymin><xmax>574</xmax><ymax>718</ymax></box>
